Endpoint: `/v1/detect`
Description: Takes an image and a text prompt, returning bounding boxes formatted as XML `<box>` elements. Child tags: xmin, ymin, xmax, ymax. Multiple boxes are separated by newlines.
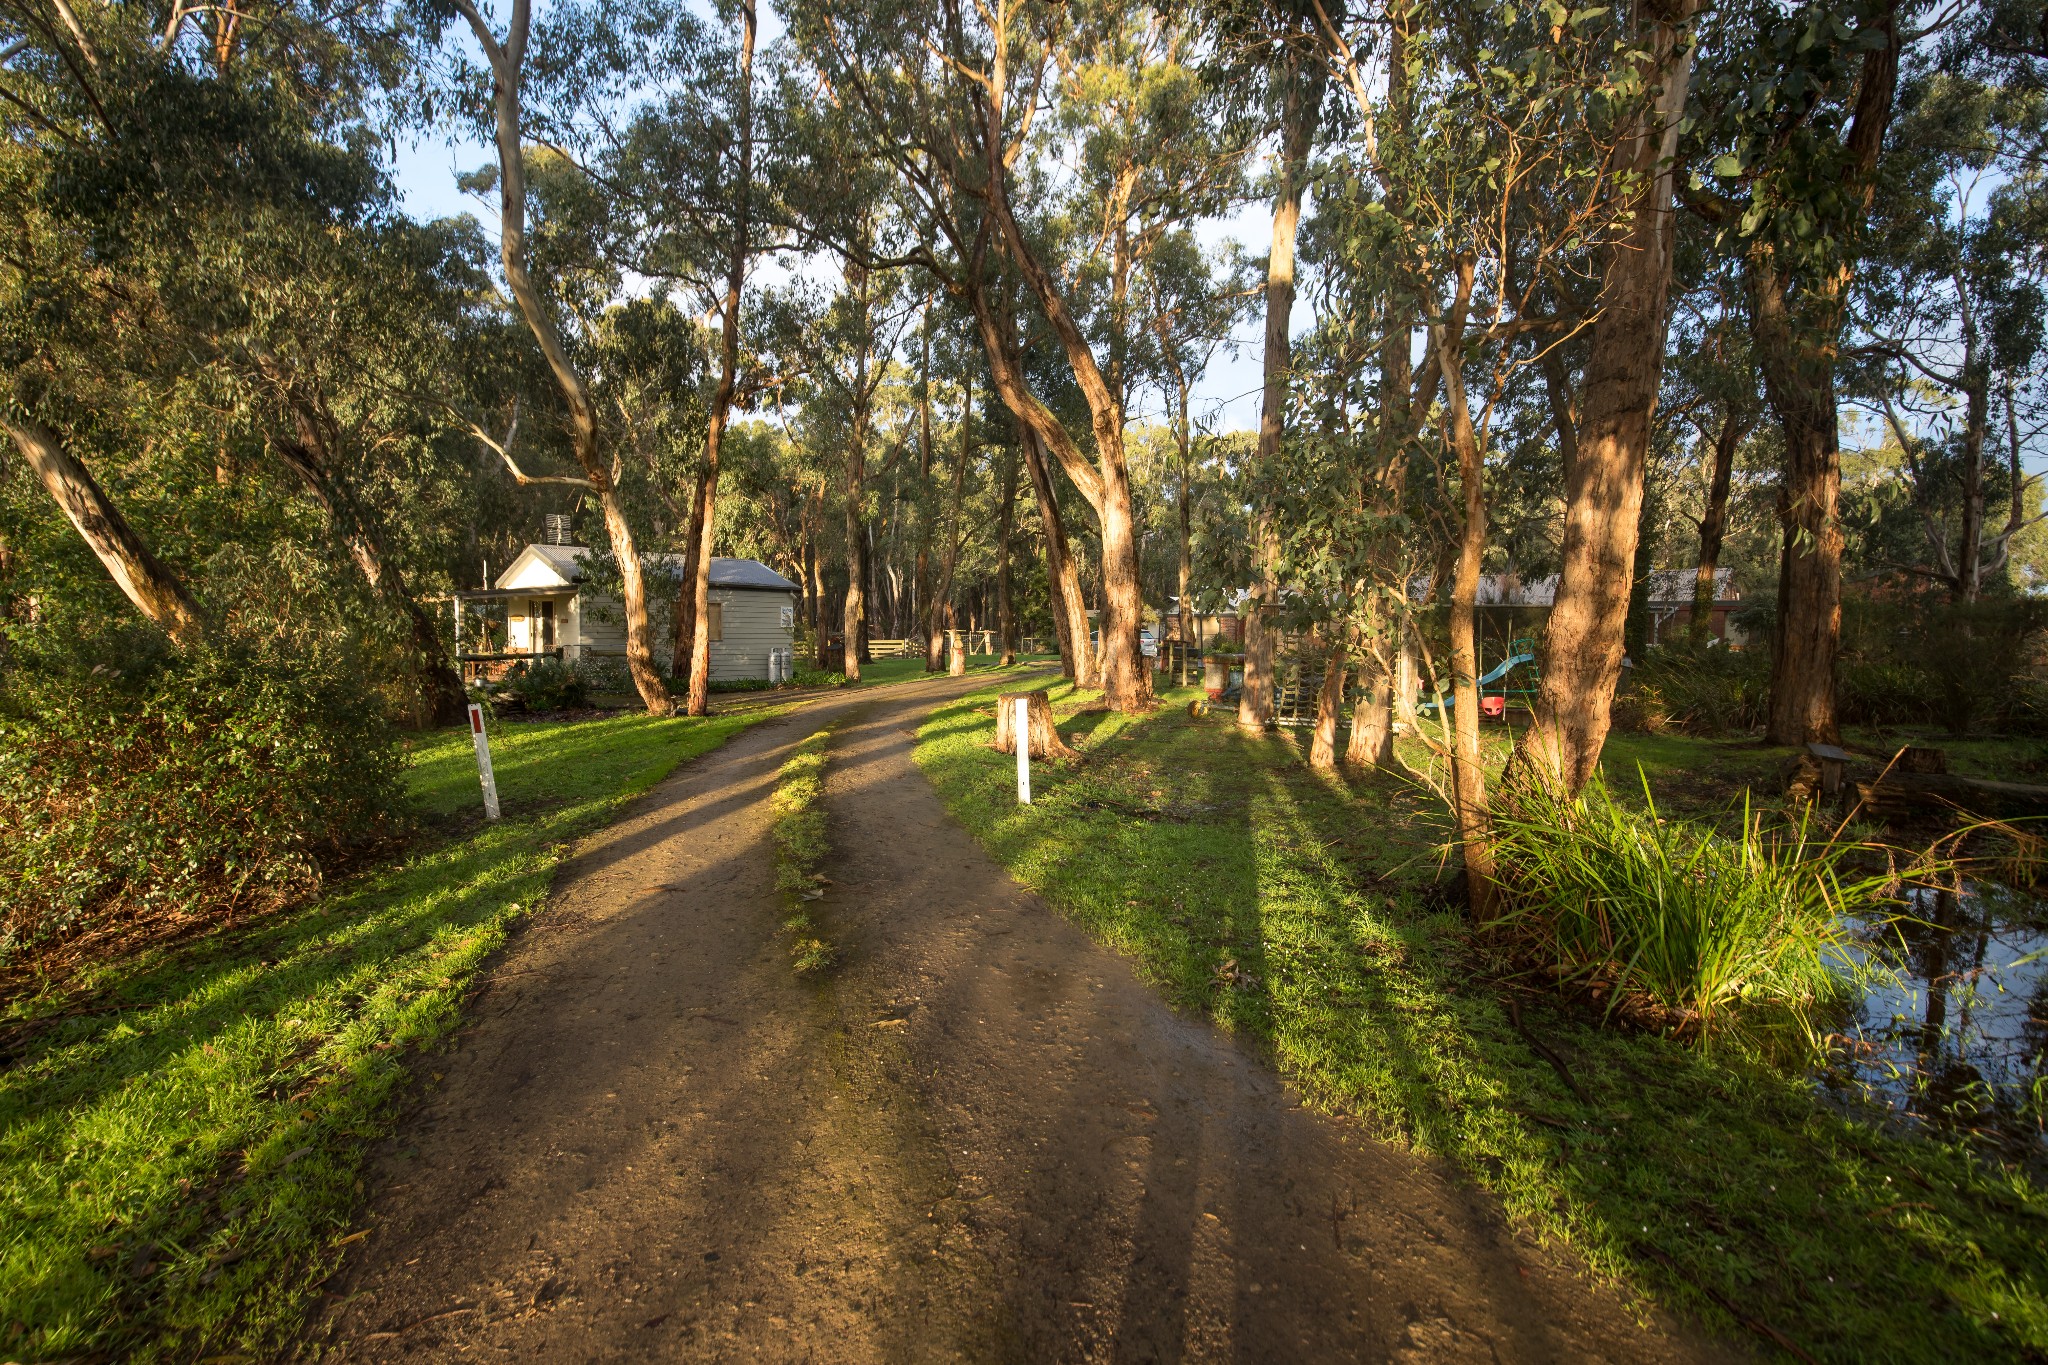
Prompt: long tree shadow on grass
<box><xmin>919</xmin><ymin>684</ymin><xmax>2048</xmax><ymax>1364</ymax></box>
<box><xmin>0</xmin><ymin>711</ymin><xmax>760</xmax><ymax>1362</ymax></box>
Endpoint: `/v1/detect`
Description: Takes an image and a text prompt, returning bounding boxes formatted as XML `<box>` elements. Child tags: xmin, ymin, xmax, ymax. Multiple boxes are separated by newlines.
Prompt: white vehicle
<box><xmin>1090</xmin><ymin>628</ymin><xmax>1162</xmax><ymax>658</ymax></box>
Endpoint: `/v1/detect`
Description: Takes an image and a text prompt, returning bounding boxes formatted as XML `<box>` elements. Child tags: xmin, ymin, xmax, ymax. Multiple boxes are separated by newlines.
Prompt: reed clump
<box><xmin>1488</xmin><ymin>775</ymin><xmax>1906</xmax><ymax>1049</ymax></box>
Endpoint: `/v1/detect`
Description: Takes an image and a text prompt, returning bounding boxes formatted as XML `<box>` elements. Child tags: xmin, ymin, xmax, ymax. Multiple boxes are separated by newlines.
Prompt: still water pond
<box><xmin>1830</xmin><ymin>883</ymin><xmax>2048</xmax><ymax>1158</ymax></box>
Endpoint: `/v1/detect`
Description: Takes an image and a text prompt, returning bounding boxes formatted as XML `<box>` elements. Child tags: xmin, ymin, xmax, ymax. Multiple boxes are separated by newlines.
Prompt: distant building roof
<box><xmin>703</xmin><ymin>557</ymin><xmax>801</xmax><ymax>592</ymax></box>
<box><xmin>1405</xmin><ymin>568</ymin><xmax>1739</xmax><ymax>606</ymax></box>
<box><xmin>496</xmin><ymin>545</ymin><xmax>799</xmax><ymax>594</ymax></box>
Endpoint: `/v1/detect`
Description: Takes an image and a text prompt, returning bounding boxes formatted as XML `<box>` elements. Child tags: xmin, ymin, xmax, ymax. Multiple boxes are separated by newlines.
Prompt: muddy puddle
<box><xmin>1829</xmin><ymin>882</ymin><xmax>2048</xmax><ymax>1159</ymax></box>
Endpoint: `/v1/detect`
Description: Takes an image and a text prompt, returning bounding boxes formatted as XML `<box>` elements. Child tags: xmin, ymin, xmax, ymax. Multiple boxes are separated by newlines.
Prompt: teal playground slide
<box><xmin>1418</xmin><ymin>638</ymin><xmax>1539</xmax><ymax>717</ymax></box>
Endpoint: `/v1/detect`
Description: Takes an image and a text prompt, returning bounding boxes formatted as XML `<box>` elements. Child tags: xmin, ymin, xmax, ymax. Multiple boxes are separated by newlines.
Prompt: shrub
<box><xmin>0</xmin><ymin>640</ymin><xmax>402</xmax><ymax>972</ymax></box>
<box><xmin>502</xmin><ymin>658</ymin><xmax>590</xmax><ymax>711</ymax></box>
<box><xmin>1624</xmin><ymin>641</ymin><xmax>1768</xmax><ymax>735</ymax></box>
<box><xmin>1489</xmin><ymin>775</ymin><xmax>1904</xmax><ymax>1050</ymax></box>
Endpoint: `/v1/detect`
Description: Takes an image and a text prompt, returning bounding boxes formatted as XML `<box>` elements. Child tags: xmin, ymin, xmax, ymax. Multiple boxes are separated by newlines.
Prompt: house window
<box><xmin>779</xmin><ymin>603</ymin><xmax>795</xmax><ymax>629</ymax></box>
<box><xmin>707</xmin><ymin>602</ymin><xmax>723</xmax><ymax>642</ymax></box>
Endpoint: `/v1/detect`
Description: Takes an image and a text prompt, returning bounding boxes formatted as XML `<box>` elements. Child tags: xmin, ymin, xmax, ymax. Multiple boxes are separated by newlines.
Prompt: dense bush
<box><xmin>1622</xmin><ymin>640</ymin><xmax>1769</xmax><ymax>735</ymax></box>
<box><xmin>0</xmin><ymin>639</ymin><xmax>402</xmax><ymax>970</ymax></box>
<box><xmin>1617</xmin><ymin>595</ymin><xmax>2048</xmax><ymax>736</ymax></box>
<box><xmin>1489</xmin><ymin>776</ymin><xmax>1901</xmax><ymax>1050</ymax></box>
<box><xmin>501</xmin><ymin>657</ymin><xmax>590</xmax><ymax>710</ymax></box>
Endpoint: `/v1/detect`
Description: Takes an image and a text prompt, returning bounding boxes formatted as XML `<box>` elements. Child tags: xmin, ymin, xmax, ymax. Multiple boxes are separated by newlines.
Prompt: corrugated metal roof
<box><xmin>498</xmin><ymin>545</ymin><xmax>798</xmax><ymax>593</ymax></box>
<box><xmin>705</xmin><ymin>557</ymin><xmax>800</xmax><ymax>592</ymax></box>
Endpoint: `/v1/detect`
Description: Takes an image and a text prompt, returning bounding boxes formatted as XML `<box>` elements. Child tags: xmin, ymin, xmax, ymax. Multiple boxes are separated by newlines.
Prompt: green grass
<box><xmin>0</xmin><ymin>708</ymin><xmax>771</xmax><ymax>1362</ymax></box>
<box><xmin>771</xmin><ymin>727</ymin><xmax>837</xmax><ymax>974</ymax></box>
<box><xmin>1489</xmin><ymin>777</ymin><xmax>1896</xmax><ymax>1049</ymax></box>
<box><xmin>915</xmin><ymin>680</ymin><xmax>2048</xmax><ymax>1364</ymax></box>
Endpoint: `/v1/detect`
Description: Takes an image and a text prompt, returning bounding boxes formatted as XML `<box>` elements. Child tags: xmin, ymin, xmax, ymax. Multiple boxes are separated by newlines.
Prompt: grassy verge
<box><xmin>771</xmin><ymin>726</ymin><xmax>837</xmax><ymax>974</ymax></box>
<box><xmin>0</xmin><ymin>708</ymin><xmax>771</xmax><ymax>1362</ymax></box>
<box><xmin>915</xmin><ymin>680</ymin><xmax>2048</xmax><ymax>1364</ymax></box>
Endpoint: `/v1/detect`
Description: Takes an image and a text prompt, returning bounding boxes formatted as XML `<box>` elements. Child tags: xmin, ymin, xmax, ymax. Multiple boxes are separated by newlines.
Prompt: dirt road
<box><xmin>315</xmin><ymin>675</ymin><xmax>1730</xmax><ymax>1362</ymax></box>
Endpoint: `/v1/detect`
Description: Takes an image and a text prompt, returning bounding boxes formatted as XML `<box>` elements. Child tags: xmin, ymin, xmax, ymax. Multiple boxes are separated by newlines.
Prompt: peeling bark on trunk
<box><xmin>1020</xmin><ymin>423</ymin><xmax>1094</xmax><ymax>686</ymax></box>
<box><xmin>9</xmin><ymin>417</ymin><xmax>203</xmax><ymax>646</ymax></box>
<box><xmin>1308</xmin><ymin>631</ymin><xmax>1348</xmax><ymax>770</ymax></box>
<box><xmin>1512</xmin><ymin>2</ymin><xmax>1696</xmax><ymax>795</ymax></box>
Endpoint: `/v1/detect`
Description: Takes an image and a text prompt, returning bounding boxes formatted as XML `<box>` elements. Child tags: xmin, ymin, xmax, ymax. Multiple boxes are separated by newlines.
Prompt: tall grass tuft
<box><xmin>1489</xmin><ymin>774</ymin><xmax>1905</xmax><ymax>1049</ymax></box>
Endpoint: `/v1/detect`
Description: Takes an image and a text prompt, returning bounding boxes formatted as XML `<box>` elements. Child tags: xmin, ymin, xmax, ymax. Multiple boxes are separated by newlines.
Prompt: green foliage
<box><xmin>500</xmin><ymin>658</ymin><xmax>591</xmax><ymax>711</ymax></box>
<box><xmin>1625</xmin><ymin>642</ymin><xmax>1771</xmax><ymax>735</ymax></box>
<box><xmin>0</xmin><ymin>708</ymin><xmax>765</xmax><ymax>1361</ymax></box>
<box><xmin>1490</xmin><ymin>776</ymin><xmax>1900</xmax><ymax>1048</ymax></box>
<box><xmin>0</xmin><ymin>638</ymin><xmax>401</xmax><ymax>972</ymax></box>
<box><xmin>1836</xmin><ymin>597</ymin><xmax>2048</xmax><ymax>734</ymax></box>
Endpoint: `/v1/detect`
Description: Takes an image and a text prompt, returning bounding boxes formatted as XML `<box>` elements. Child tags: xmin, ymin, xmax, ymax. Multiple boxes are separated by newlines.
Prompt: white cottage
<box><xmin>490</xmin><ymin>543</ymin><xmax>799</xmax><ymax>683</ymax></box>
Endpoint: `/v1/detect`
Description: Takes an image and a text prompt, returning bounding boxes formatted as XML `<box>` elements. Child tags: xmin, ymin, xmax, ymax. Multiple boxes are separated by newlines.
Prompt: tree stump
<box><xmin>1898</xmin><ymin>745</ymin><xmax>1948</xmax><ymax>775</ymax></box>
<box><xmin>995</xmin><ymin>691</ymin><xmax>1075</xmax><ymax>760</ymax></box>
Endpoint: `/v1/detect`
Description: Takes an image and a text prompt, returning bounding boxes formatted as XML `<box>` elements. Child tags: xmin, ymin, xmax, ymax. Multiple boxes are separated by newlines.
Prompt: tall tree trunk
<box><xmin>843</xmin><ymin>432</ymin><xmax>867</xmax><ymax>682</ymax></box>
<box><xmin>1346</xmin><ymin>607</ymin><xmax>1396</xmax><ymax>767</ymax></box>
<box><xmin>1754</xmin><ymin>252</ymin><xmax>1844</xmax><ymax>744</ymax></box>
<box><xmin>1512</xmin><ymin>1</ymin><xmax>1697</xmax><ymax>794</ymax></box>
<box><xmin>933</xmin><ymin>371</ymin><xmax>974</xmax><ymax>672</ymax></box>
<box><xmin>685</xmin><ymin>0</ymin><xmax>756</xmax><ymax>716</ymax></box>
<box><xmin>9</xmin><ymin>417</ymin><xmax>203</xmax><ymax>646</ymax></box>
<box><xmin>673</xmin><ymin>465</ymin><xmax>709</xmax><ymax>678</ymax></box>
<box><xmin>455</xmin><ymin>0</ymin><xmax>671</xmax><ymax>713</ymax></box>
<box><xmin>1953</xmin><ymin>348</ymin><xmax>1991</xmax><ymax>603</ymax></box>
<box><xmin>1239</xmin><ymin>58</ymin><xmax>1321</xmax><ymax>731</ymax></box>
<box><xmin>1758</xmin><ymin>5</ymin><xmax>1896</xmax><ymax>745</ymax></box>
<box><xmin>979</xmin><ymin>60</ymin><xmax>1149</xmax><ymax>712</ymax></box>
<box><xmin>1308</xmin><ymin>630</ymin><xmax>1348</xmax><ymax>769</ymax></box>
<box><xmin>1020</xmin><ymin>423</ymin><xmax>1095</xmax><ymax>685</ymax></box>
<box><xmin>996</xmin><ymin>445</ymin><xmax>1018</xmax><ymax>664</ymax></box>
<box><xmin>1433</xmin><ymin>274</ymin><xmax>1495</xmax><ymax>914</ymax></box>
<box><xmin>1177</xmin><ymin>473</ymin><xmax>1193</xmax><ymax>688</ymax></box>
<box><xmin>1690</xmin><ymin>410</ymin><xmax>1748</xmax><ymax>639</ymax></box>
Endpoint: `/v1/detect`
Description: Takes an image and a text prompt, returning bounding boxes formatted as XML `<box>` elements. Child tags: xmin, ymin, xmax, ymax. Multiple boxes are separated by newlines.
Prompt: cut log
<box><xmin>1852</xmin><ymin>772</ymin><xmax>2048</xmax><ymax>823</ymax></box>
<box><xmin>1897</xmin><ymin>746</ymin><xmax>1947</xmax><ymax>775</ymax></box>
<box><xmin>995</xmin><ymin>691</ymin><xmax>1075</xmax><ymax>761</ymax></box>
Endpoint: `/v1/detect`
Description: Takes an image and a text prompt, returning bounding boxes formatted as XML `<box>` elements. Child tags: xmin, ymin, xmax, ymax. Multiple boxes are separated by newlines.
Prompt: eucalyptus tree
<box><xmin>0</xmin><ymin>0</ymin><xmax>436</xmax><ymax>649</ymax></box>
<box><xmin>438</xmin><ymin>0</ymin><xmax>732</xmax><ymax>713</ymax></box>
<box><xmin>792</xmin><ymin>0</ymin><xmax>1241</xmax><ymax>712</ymax></box>
<box><xmin>1133</xmin><ymin>230</ymin><xmax>1246</xmax><ymax>686</ymax></box>
<box><xmin>1506</xmin><ymin>0</ymin><xmax>1706</xmax><ymax>794</ymax></box>
<box><xmin>589</xmin><ymin>0</ymin><xmax>765</xmax><ymax>714</ymax></box>
<box><xmin>1683</xmin><ymin>0</ymin><xmax>1904</xmax><ymax>744</ymax></box>
<box><xmin>1861</xmin><ymin>62</ymin><xmax>2046</xmax><ymax>603</ymax></box>
<box><xmin>1311</xmin><ymin>0</ymin><xmax>1661</xmax><ymax>901</ymax></box>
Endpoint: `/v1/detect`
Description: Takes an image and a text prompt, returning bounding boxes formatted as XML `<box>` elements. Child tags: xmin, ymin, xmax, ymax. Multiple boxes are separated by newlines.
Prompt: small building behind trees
<box><xmin>467</xmin><ymin>542</ymin><xmax>799</xmax><ymax>682</ymax></box>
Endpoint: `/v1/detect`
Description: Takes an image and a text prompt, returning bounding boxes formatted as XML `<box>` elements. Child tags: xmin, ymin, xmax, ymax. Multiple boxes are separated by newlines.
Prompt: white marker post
<box><xmin>467</xmin><ymin>702</ymin><xmax>502</xmax><ymax>821</ymax></box>
<box><xmin>1015</xmin><ymin>695</ymin><xmax>1032</xmax><ymax>805</ymax></box>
